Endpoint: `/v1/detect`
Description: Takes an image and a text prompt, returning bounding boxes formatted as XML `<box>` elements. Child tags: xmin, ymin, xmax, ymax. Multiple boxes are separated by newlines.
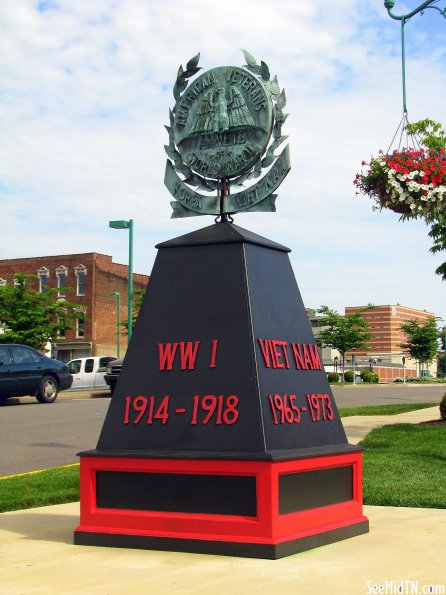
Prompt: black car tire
<box><xmin>36</xmin><ymin>376</ymin><xmax>59</xmax><ymax>403</ymax></box>
<box><xmin>0</xmin><ymin>395</ymin><xmax>8</xmax><ymax>406</ymax></box>
<box><xmin>109</xmin><ymin>379</ymin><xmax>117</xmax><ymax>394</ymax></box>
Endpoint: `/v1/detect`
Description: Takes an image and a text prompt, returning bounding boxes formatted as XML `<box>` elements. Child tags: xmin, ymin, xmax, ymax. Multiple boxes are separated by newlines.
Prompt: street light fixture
<box><xmin>109</xmin><ymin>219</ymin><xmax>134</xmax><ymax>343</ymax></box>
<box><xmin>384</xmin><ymin>0</ymin><xmax>446</xmax><ymax>114</ymax></box>
<box><xmin>111</xmin><ymin>291</ymin><xmax>121</xmax><ymax>358</ymax></box>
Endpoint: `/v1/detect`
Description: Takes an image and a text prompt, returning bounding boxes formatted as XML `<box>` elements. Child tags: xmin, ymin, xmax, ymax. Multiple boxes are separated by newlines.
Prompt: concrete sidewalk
<box><xmin>342</xmin><ymin>405</ymin><xmax>440</xmax><ymax>444</ymax></box>
<box><xmin>0</xmin><ymin>406</ymin><xmax>443</xmax><ymax>595</ymax></box>
<box><xmin>1</xmin><ymin>504</ymin><xmax>445</xmax><ymax>595</ymax></box>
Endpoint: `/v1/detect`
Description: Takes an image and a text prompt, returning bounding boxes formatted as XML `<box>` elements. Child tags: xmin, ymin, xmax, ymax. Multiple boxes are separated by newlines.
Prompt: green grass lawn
<box><xmin>338</xmin><ymin>402</ymin><xmax>437</xmax><ymax>417</ymax></box>
<box><xmin>0</xmin><ymin>465</ymin><xmax>79</xmax><ymax>513</ymax></box>
<box><xmin>361</xmin><ymin>423</ymin><xmax>446</xmax><ymax>509</ymax></box>
<box><xmin>0</xmin><ymin>403</ymin><xmax>443</xmax><ymax>513</ymax></box>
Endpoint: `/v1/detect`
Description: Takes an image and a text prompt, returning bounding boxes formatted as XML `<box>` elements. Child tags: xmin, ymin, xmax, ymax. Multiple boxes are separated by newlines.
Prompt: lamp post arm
<box><xmin>384</xmin><ymin>0</ymin><xmax>440</xmax><ymax>22</ymax></box>
<box><xmin>384</xmin><ymin>0</ymin><xmax>446</xmax><ymax>115</ymax></box>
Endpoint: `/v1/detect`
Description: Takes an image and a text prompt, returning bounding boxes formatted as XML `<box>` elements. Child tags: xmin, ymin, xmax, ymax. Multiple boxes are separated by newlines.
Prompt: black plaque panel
<box><xmin>279</xmin><ymin>466</ymin><xmax>353</xmax><ymax>514</ymax></box>
<box><xmin>96</xmin><ymin>471</ymin><xmax>257</xmax><ymax>516</ymax></box>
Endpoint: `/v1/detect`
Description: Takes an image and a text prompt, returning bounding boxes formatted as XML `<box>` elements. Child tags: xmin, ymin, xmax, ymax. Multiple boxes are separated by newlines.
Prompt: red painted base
<box><xmin>74</xmin><ymin>452</ymin><xmax>369</xmax><ymax>559</ymax></box>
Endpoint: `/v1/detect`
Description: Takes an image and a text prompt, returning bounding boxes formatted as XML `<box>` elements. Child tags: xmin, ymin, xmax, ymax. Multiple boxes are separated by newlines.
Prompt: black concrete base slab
<box><xmin>74</xmin><ymin>520</ymin><xmax>370</xmax><ymax>560</ymax></box>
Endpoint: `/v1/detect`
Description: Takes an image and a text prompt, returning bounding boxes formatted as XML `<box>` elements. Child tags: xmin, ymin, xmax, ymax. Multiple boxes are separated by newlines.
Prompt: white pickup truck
<box><xmin>67</xmin><ymin>356</ymin><xmax>117</xmax><ymax>390</ymax></box>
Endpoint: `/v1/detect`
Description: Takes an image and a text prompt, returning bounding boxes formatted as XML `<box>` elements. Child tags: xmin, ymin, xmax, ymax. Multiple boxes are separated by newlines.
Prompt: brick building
<box><xmin>0</xmin><ymin>253</ymin><xmax>149</xmax><ymax>361</ymax></box>
<box><xmin>308</xmin><ymin>305</ymin><xmax>438</xmax><ymax>382</ymax></box>
<box><xmin>345</xmin><ymin>305</ymin><xmax>437</xmax><ymax>381</ymax></box>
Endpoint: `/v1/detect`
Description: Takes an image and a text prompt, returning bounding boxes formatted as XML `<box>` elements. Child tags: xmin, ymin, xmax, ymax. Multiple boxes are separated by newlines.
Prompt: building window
<box><xmin>37</xmin><ymin>267</ymin><xmax>49</xmax><ymax>293</ymax></box>
<box><xmin>56</xmin><ymin>266</ymin><xmax>67</xmax><ymax>297</ymax></box>
<box><xmin>76</xmin><ymin>317</ymin><xmax>85</xmax><ymax>338</ymax></box>
<box><xmin>40</xmin><ymin>276</ymin><xmax>48</xmax><ymax>293</ymax></box>
<box><xmin>74</xmin><ymin>265</ymin><xmax>86</xmax><ymax>296</ymax></box>
<box><xmin>57</xmin><ymin>307</ymin><xmax>68</xmax><ymax>338</ymax></box>
<box><xmin>57</xmin><ymin>316</ymin><xmax>66</xmax><ymax>338</ymax></box>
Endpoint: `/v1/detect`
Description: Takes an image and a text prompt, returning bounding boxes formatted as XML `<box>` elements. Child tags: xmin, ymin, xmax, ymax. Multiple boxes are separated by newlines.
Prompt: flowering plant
<box><xmin>354</xmin><ymin>146</ymin><xmax>446</xmax><ymax>219</ymax></box>
<box><xmin>354</xmin><ymin>119</ymin><xmax>446</xmax><ymax>281</ymax></box>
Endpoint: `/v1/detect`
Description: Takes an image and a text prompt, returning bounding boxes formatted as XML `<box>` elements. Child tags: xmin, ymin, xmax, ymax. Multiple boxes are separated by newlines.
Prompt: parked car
<box><xmin>67</xmin><ymin>356</ymin><xmax>117</xmax><ymax>390</ymax></box>
<box><xmin>104</xmin><ymin>357</ymin><xmax>124</xmax><ymax>393</ymax></box>
<box><xmin>0</xmin><ymin>344</ymin><xmax>73</xmax><ymax>405</ymax></box>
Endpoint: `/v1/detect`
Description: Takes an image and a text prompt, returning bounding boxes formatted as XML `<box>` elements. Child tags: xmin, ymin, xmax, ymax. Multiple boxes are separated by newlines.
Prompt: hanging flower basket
<box><xmin>375</xmin><ymin>179</ymin><xmax>413</xmax><ymax>214</ymax></box>
<box><xmin>372</xmin><ymin>175</ymin><xmax>412</xmax><ymax>214</ymax></box>
<box><xmin>354</xmin><ymin>147</ymin><xmax>446</xmax><ymax>218</ymax></box>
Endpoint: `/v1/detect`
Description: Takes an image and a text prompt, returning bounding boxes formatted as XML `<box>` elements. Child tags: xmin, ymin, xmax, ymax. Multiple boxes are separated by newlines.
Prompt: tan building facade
<box><xmin>345</xmin><ymin>305</ymin><xmax>434</xmax><ymax>358</ymax></box>
<box><xmin>308</xmin><ymin>305</ymin><xmax>438</xmax><ymax>382</ymax></box>
<box><xmin>0</xmin><ymin>253</ymin><xmax>149</xmax><ymax>361</ymax></box>
<box><xmin>344</xmin><ymin>305</ymin><xmax>437</xmax><ymax>381</ymax></box>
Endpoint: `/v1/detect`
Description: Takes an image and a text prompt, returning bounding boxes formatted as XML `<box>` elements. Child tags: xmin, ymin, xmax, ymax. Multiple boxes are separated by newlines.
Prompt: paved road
<box><xmin>1</xmin><ymin>384</ymin><xmax>443</xmax><ymax>477</ymax></box>
<box><xmin>0</xmin><ymin>396</ymin><xmax>111</xmax><ymax>477</ymax></box>
<box><xmin>331</xmin><ymin>383</ymin><xmax>445</xmax><ymax>407</ymax></box>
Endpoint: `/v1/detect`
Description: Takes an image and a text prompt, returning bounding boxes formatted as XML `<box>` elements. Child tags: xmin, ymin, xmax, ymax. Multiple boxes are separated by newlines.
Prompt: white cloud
<box><xmin>0</xmin><ymin>0</ymin><xmax>445</xmax><ymax>324</ymax></box>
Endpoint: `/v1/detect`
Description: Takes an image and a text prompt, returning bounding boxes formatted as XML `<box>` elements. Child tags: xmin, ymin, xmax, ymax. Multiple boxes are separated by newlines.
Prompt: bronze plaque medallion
<box><xmin>164</xmin><ymin>51</ymin><xmax>290</xmax><ymax>218</ymax></box>
<box><xmin>173</xmin><ymin>66</ymin><xmax>273</xmax><ymax>179</ymax></box>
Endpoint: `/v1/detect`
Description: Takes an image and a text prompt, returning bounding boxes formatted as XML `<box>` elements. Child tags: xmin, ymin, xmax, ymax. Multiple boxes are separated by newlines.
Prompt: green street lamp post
<box><xmin>111</xmin><ymin>291</ymin><xmax>121</xmax><ymax>357</ymax></box>
<box><xmin>109</xmin><ymin>219</ymin><xmax>134</xmax><ymax>343</ymax></box>
<box><xmin>384</xmin><ymin>0</ymin><xmax>446</xmax><ymax>114</ymax></box>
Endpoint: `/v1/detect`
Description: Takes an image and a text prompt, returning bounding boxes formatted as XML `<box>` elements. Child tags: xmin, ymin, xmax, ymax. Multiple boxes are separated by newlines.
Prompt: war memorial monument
<box><xmin>74</xmin><ymin>51</ymin><xmax>369</xmax><ymax>559</ymax></box>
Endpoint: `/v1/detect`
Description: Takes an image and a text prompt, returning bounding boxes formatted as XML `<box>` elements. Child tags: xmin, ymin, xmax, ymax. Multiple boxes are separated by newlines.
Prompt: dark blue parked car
<box><xmin>0</xmin><ymin>344</ymin><xmax>73</xmax><ymax>404</ymax></box>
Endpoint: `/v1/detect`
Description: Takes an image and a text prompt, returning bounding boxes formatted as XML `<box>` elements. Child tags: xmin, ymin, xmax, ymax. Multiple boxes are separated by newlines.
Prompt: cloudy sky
<box><xmin>1</xmin><ymin>0</ymin><xmax>445</xmax><ymax>323</ymax></box>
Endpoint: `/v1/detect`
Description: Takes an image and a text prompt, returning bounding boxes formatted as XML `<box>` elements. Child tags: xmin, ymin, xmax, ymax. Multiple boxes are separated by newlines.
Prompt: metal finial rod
<box><xmin>214</xmin><ymin>178</ymin><xmax>234</xmax><ymax>223</ymax></box>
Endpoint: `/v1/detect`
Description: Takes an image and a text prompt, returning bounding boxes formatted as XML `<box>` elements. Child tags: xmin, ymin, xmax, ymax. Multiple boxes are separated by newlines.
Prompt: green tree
<box><xmin>0</xmin><ymin>274</ymin><xmax>84</xmax><ymax>352</ymax></box>
<box><xmin>400</xmin><ymin>316</ymin><xmax>440</xmax><ymax>376</ymax></box>
<box><xmin>427</xmin><ymin>215</ymin><xmax>446</xmax><ymax>281</ymax></box>
<box><xmin>438</xmin><ymin>327</ymin><xmax>446</xmax><ymax>378</ymax></box>
<box><xmin>405</xmin><ymin>119</ymin><xmax>446</xmax><ymax>281</ymax></box>
<box><xmin>405</xmin><ymin>118</ymin><xmax>446</xmax><ymax>151</ymax></box>
<box><xmin>399</xmin><ymin>119</ymin><xmax>446</xmax><ymax>280</ymax></box>
<box><xmin>121</xmin><ymin>287</ymin><xmax>145</xmax><ymax>335</ymax></box>
<box><xmin>316</xmin><ymin>306</ymin><xmax>372</xmax><ymax>380</ymax></box>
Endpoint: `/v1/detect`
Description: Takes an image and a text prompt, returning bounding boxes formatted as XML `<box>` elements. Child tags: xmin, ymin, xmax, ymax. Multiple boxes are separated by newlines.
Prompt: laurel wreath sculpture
<box><xmin>165</xmin><ymin>50</ymin><xmax>289</xmax><ymax>194</ymax></box>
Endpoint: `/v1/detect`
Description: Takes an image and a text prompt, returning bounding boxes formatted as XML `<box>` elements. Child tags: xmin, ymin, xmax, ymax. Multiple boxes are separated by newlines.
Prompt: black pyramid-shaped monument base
<box><xmin>75</xmin><ymin>222</ymin><xmax>368</xmax><ymax>558</ymax></box>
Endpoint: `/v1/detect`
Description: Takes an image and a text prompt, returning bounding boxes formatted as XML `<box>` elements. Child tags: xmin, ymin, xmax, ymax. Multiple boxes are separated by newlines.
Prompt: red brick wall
<box><xmin>345</xmin><ymin>305</ymin><xmax>435</xmax><ymax>356</ymax></box>
<box><xmin>94</xmin><ymin>267</ymin><xmax>147</xmax><ymax>356</ymax></box>
<box><xmin>0</xmin><ymin>253</ymin><xmax>149</xmax><ymax>358</ymax></box>
<box><xmin>0</xmin><ymin>253</ymin><xmax>95</xmax><ymax>343</ymax></box>
<box><xmin>374</xmin><ymin>366</ymin><xmax>417</xmax><ymax>383</ymax></box>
